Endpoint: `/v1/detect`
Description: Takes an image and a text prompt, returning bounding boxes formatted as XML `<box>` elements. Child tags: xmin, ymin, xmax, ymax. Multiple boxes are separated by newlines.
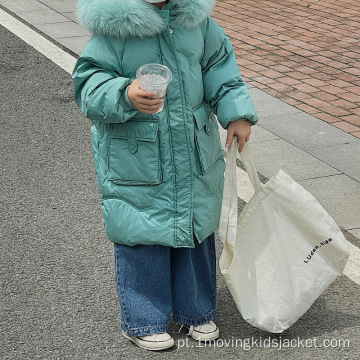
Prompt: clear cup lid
<box><xmin>136</xmin><ymin>63</ymin><xmax>172</xmax><ymax>85</ymax></box>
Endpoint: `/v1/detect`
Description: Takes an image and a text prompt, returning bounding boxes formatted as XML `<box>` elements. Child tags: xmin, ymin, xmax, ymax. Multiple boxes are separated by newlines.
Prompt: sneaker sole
<box><xmin>122</xmin><ymin>331</ymin><xmax>175</xmax><ymax>351</ymax></box>
<box><xmin>188</xmin><ymin>327</ymin><xmax>220</xmax><ymax>342</ymax></box>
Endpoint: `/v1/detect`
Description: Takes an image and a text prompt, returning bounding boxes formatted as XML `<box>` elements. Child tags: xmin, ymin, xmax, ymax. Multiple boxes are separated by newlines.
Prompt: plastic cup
<box><xmin>136</xmin><ymin>64</ymin><xmax>172</xmax><ymax>113</ymax></box>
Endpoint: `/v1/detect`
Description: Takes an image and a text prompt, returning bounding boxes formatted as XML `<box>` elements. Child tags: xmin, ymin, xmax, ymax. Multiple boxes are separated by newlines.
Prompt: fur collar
<box><xmin>78</xmin><ymin>0</ymin><xmax>216</xmax><ymax>38</ymax></box>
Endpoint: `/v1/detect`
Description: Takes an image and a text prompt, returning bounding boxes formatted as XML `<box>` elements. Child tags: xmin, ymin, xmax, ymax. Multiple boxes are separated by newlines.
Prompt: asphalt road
<box><xmin>1</xmin><ymin>24</ymin><xmax>359</xmax><ymax>360</ymax></box>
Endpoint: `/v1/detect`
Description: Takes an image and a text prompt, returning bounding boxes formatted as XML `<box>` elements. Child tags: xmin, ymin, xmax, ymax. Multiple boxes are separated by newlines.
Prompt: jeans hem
<box><xmin>121</xmin><ymin>323</ymin><xmax>169</xmax><ymax>337</ymax></box>
<box><xmin>173</xmin><ymin>309</ymin><xmax>216</xmax><ymax>326</ymax></box>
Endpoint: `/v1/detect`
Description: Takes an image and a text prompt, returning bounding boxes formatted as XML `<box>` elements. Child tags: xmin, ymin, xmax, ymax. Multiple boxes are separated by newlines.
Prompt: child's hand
<box><xmin>225</xmin><ymin>119</ymin><xmax>251</xmax><ymax>153</ymax></box>
<box><xmin>127</xmin><ymin>79</ymin><xmax>163</xmax><ymax>114</ymax></box>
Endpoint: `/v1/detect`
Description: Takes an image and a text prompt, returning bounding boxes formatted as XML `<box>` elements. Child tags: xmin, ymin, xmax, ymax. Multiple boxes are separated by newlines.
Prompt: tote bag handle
<box><xmin>219</xmin><ymin>139</ymin><xmax>262</xmax><ymax>246</ymax></box>
<box><xmin>225</xmin><ymin>139</ymin><xmax>263</xmax><ymax>196</ymax></box>
<box><xmin>238</xmin><ymin>141</ymin><xmax>263</xmax><ymax>193</ymax></box>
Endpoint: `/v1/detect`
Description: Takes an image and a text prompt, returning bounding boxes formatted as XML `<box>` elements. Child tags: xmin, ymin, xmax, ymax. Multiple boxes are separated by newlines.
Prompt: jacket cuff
<box><xmin>119</xmin><ymin>85</ymin><xmax>135</xmax><ymax>112</ymax></box>
<box><xmin>219</xmin><ymin>113</ymin><xmax>258</xmax><ymax>129</ymax></box>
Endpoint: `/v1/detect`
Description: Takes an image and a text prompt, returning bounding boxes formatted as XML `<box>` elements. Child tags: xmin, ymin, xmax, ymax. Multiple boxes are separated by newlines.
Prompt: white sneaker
<box><xmin>122</xmin><ymin>331</ymin><xmax>175</xmax><ymax>351</ymax></box>
<box><xmin>183</xmin><ymin>321</ymin><xmax>219</xmax><ymax>341</ymax></box>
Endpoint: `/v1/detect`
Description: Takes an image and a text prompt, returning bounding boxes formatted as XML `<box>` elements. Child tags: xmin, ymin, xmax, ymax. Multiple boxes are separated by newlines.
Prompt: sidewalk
<box><xmin>0</xmin><ymin>0</ymin><xmax>359</xmax><ymax>239</ymax></box>
<box><xmin>213</xmin><ymin>0</ymin><xmax>360</xmax><ymax>138</ymax></box>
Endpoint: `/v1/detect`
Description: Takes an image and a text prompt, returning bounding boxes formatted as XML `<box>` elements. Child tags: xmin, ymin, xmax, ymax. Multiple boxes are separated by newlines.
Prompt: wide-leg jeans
<box><xmin>114</xmin><ymin>233</ymin><xmax>216</xmax><ymax>336</ymax></box>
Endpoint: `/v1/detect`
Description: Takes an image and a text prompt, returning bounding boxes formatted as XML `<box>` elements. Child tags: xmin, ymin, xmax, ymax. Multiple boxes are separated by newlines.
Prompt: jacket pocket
<box><xmin>193</xmin><ymin>104</ymin><xmax>224</xmax><ymax>174</ymax></box>
<box><xmin>108</xmin><ymin>120</ymin><xmax>161</xmax><ymax>185</ymax></box>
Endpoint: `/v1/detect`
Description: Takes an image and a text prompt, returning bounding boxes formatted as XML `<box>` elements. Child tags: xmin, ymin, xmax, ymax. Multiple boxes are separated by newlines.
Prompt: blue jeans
<box><xmin>114</xmin><ymin>234</ymin><xmax>216</xmax><ymax>336</ymax></box>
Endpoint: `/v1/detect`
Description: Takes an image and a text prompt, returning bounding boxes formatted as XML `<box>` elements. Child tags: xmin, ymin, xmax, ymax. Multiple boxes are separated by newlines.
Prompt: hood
<box><xmin>77</xmin><ymin>0</ymin><xmax>216</xmax><ymax>38</ymax></box>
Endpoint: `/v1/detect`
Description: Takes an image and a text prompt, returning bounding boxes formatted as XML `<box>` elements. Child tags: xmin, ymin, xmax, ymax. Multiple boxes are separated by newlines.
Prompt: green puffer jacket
<box><xmin>72</xmin><ymin>0</ymin><xmax>258</xmax><ymax>248</ymax></box>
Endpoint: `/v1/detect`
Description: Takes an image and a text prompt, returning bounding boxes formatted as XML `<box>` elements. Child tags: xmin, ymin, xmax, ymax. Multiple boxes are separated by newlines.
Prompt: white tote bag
<box><xmin>218</xmin><ymin>140</ymin><xmax>350</xmax><ymax>333</ymax></box>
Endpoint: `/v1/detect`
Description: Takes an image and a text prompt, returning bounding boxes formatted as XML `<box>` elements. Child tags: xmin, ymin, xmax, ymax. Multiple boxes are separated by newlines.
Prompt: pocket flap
<box><xmin>193</xmin><ymin>104</ymin><xmax>209</xmax><ymax>133</ymax></box>
<box><xmin>112</xmin><ymin>121</ymin><xmax>159</xmax><ymax>142</ymax></box>
<box><xmin>109</xmin><ymin>120</ymin><xmax>161</xmax><ymax>184</ymax></box>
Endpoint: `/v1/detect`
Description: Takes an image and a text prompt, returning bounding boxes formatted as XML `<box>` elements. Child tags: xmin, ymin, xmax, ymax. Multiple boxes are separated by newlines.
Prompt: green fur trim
<box><xmin>78</xmin><ymin>0</ymin><xmax>216</xmax><ymax>38</ymax></box>
<box><xmin>172</xmin><ymin>0</ymin><xmax>215</xmax><ymax>29</ymax></box>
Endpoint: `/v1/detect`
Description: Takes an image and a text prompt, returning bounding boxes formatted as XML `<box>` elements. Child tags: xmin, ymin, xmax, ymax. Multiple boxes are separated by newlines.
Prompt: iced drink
<box><xmin>136</xmin><ymin>64</ymin><xmax>172</xmax><ymax>113</ymax></box>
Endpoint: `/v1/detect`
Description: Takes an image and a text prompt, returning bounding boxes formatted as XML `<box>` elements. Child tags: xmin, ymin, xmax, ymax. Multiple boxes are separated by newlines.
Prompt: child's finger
<box><xmin>237</xmin><ymin>136</ymin><xmax>246</xmax><ymax>153</ymax></box>
<box><xmin>225</xmin><ymin>131</ymin><xmax>234</xmax><ymax>147</ymax></box>
<box><xmin>137</xmin><ymin>103</ymin><xmax>163</xmax><ymax>113</ymax></box>
<box><xmin>137</xmin><ymin>88</ymin><xmax>157</xmax><ymax>98</ymax></box>
<box><xmin>138</xmin><ymin>97</ymin><xmax>163</xmax><ymax>106</ymax></box>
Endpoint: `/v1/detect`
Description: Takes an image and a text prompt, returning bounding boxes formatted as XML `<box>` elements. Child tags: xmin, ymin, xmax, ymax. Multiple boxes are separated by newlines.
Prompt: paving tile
<box><xmin>307</xmin><ymin>141</ymin><xmax>360</xmax><ymax>182</ymax></box>
<box><xmin>312</xmin><ymin>91</ymin><xmax>339</xmax><ymax>103</ymax></box>
<box><xmin>348</xmin><ymin>229</ymin><xmax>360</xmax><ymax>239</ymax></box>
<box><xmin>286</xmin><ymin>90</ymin><xmax>312</xmax><ymax>100</ymax></box>
<box><xmin>350</xmin><ymin>108</ymin><xmax>360</xmax><ymax>117</ymax></box>
<box><xmin>251</xmin><ymin>76</ymin><xmax>277</xmax><ymax>85</ymax></box>
<box><xmin>284</xmin><ymin>71</ymin><xmax>312</xmax><ymax>80</ymax></box>
<box><xmin>257</xmin><ymin>109</ymin><xmax>358</xmax><ymax>151</ymax></box>
<box><xmin>340</xmin><ymin>115</ymin><xmax>360</xmax><ymax>126</ymax></box>
<box><xmin>35</xmin><ymin>21</ymin><xmax>90</xmax><ymax>40</ymax></box>
<box><xmin>17</xmin><ymin>9</ymin><xmax>70</xmax><ymax>25</ymax></box>
<box><xmin>258</xmin><ymin>68</ymin><xmax>286</xmax><ymax>79</ymax></box>
<box><xmin>319</xmin><ymin>85</ymin><xmax>348</xmax><ymax>95</ymax></box>
<box><xmin>296</xmin><ymin>104</ymin><xmax>321</xmax><ymax>115</ymax></box>
<box><xmin>327</xmin><ymin>79</ymin><xmax>355</xmax><ymax>88</ymax></box>
<box><xmin>240</xmin><ymin>68</ymin><xmax>260</xmax><ymax>79</ymax></box>
<box><xmin>298</xmin><ymin>175</ymin><xmax>360</xmax><ymax>230</ymax></box>
<box><xmin>336</xmin><ymin>73</ymin><xmax>359</xmax><ymax>82</ymax></box>
<box><xmin>249</xmin><ymin>125</ymin><xmax>280</xmax><ymax>143</ymax></box>
<box><xmin>302</xmin><ymin>97</ymin><xmax>332</xmax><ymax>110</ymax></box>
<box><xmin>266</xmin><ymin>82</ymin><xmax>294</xmax><ymax>92</ymax></box>
<box><xmin>319</xmin><ymin>105</ymin><xmax>351</xmax><ymax>117</ymax></box>
<box><xmin>346</xmin><ymin>86</ymin><xmax>360</xmax><ymax>95</ymax></box>
<box><xmin>283</xmin><ymin>98</ymin><xmax>302</xmax><ymax>107</ymax></box>
<box><xmin>62</xmin><ymin>12</ymin><xmax>79</xmax><ymax>23</ymax></box>
<box><xmin>342</xmin><ymin>51</ymin><xmax>360</xmax><ymax>60</ymax></box>
<box><xmin>302</xmin><ymin>78</ymin><xmax>329</xmax><ymax>87</ymax></box>
<box><xmin>310</xmin><ymin>72</ymin><xmax>336</xmax><ymax>81</ymax></box>
<box><xmin>248</xmin><ymin>87</ymin><xmax>301</xmax><ymax>118</ymax></box>
<box><xmin>333</xmin><ymin>121</ymin><xmax>360</xmax><ymax>133</ymax></box>
<box><xmin>243</xmin><ymin>63</ymin><xmax>268</xmax><ymax>73</ymax></box>
<box><xmin>254</xmin><ymin>57</ymin><xmax>278</xmax><ymax>67</ymax></box>
<box><xmin>270</xmin><ymin>65</ymin><xmax>295</xmax><ymax>73</ymax></box>
<box><xmin>212</xmin><ymin>0</ymin><xmax>360</xmax><ymax>136</ymax></box>
<box><xmin>57</xmin><ymin>35</ymin><xmax>91</xmax><ymax>56</ymax></box>
<box><xmin>314</xmin><ymin>113</ymin><xmax>341</xmax><ymax>123</ymax></box>
<box><xmin>333</xmin><ymin>99</ymin><xmax>359</xmax><ymax>111</ymax></box>
<box><xmin>337</xmin><ymin>92</ymin><xmax>360</xmax><ymax>103</ymax></box>
<box><xmin>248</xmin><ymin>139</ymin><xmax>341</xmax><ymax>181</ymax></box>
<box><xmin>343</xmin><ymin>67</ymin><xmax>360</xmax><ymax>77</ymax></box>
<box><xmin>277</xmin><ymin>76</ymin><xmax>302</xmax><ymax>85</ymax></box>
<box><xmin>0</xmin><ymin>0</ymin><xmax>48</xmax><ymax>12</ymax></box>
<box><xmin>36</xmin><ymin>0</ymin><xmax>77</xmax><ymax>13</ymax></box>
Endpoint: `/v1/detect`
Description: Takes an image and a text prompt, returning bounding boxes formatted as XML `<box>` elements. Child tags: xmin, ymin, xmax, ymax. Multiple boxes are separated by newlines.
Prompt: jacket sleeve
<box><xmin>201</xmin><ymin>18</ymin><xmax>258</xmax><ymax>128</ymax></box>
<box><xmin>72</xmin><ymin>35</ymin><xmax>137</xmax><ymax>123</ymax></box>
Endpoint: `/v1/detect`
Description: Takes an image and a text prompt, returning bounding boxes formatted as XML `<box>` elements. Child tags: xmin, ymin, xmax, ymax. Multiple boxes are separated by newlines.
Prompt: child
<box><xmin>73</xmin><ymin>0</ymin><xmax>258</xmax><ymax>351</ymax></box>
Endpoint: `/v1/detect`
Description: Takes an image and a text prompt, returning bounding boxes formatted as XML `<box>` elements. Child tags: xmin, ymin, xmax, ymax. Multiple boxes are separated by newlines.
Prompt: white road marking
<box><xmin>1</xmin><ymin>6</ymin><xmax>359</xmax><ymax>286</ymax></box>
<box><xmin>0</xmin><ymin>8</ymin><xmax>76</xmax><ymax>74</ymax></box>
<box><xmin>343</xmin><ymin>242</ymin><xmax>360</xmax><ymax>285</ymax></box>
